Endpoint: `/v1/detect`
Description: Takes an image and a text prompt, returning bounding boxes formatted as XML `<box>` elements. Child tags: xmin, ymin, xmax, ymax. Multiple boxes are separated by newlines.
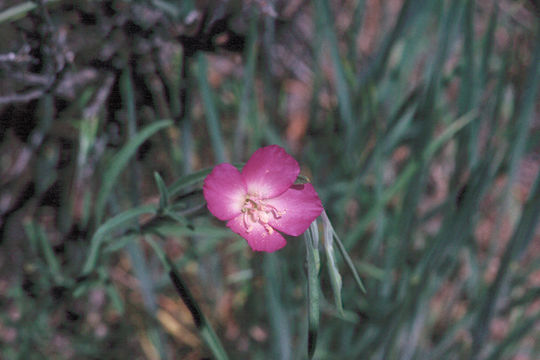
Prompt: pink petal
<box><xmin>203</xmin><ymin>164</ymin><xmax>247</xmax><ymax>221</ymax></box>
<box><xmin>242</xmin><ymin>145</ymin><xmax>300</xmax><ymax>199</ymax></box>
<box><xmin>266</xmin><ymin>184</ymin><xmax>323</xmax><ymax>236</ymax></box>
<box><xmin>227</xmin><ymin>214</ymin><xmax>287</xmax><ymax>252</ymax></box>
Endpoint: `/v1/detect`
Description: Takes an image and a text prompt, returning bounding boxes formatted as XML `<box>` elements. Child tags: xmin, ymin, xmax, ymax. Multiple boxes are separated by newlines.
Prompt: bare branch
<box><xmin>0</xmin><ymin>88</ymin><xmax>47</xmax><ymax>105</ymax></box>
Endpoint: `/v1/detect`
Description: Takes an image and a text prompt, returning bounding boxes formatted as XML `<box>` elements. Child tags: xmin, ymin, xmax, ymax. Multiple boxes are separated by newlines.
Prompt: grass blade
<box><xmin>154</xmin><ymin>172</ymin><xmax>169</xmax><ymax>210</ymax></box>
<box><xmin>333</xmin><ymin>224</ymin><xmax>366</xmax><ymax>294</ymax></box>
<box><xmin>94</xmin><ymin>119</ymin><xmax>172</xmax><ymax>225</ymax></box>
<box><xmin>480</xmin><ymin>2</ymin><xmax>498</xmax><ymax>86</ymax></box>
<box><xmin>357</xmin><ymin>0</ymin><xmax>426</xmax><ymax>84</ymax></box>
<box><xmin>484</xmin><ymin>310</ymin><xmax>540</xmax><ymax>360</ymax></box>
<box><xmin>0</xmin><ymin>0</ymin><xmax>60</xmax><ymax>24</ymax></box>
<box><xmin>146</xmin><ymin>237</ymin><xmax>230</xmax><ymax>360</ymax></box>
<box><xmin>264</xmin><ymin>254</ymin><xmax>293</xmax><ymax>360</ymax></box>
<box><xmin>24</xmin><ymin>221</ymin><xmax>62</xmax><ymax>283</ymax></box>
<box><xmin>423</xmin><ymin>110</ymin><xmax>477</xmax><ymax>161</ymax></box>
<box><xmin>470</xmin><ymin>170</ymin><xmax>540</xmax><ymax>359</ymax></box>
<box><xmin>168</xmin><ymin>167</ymin><xmax>213</xmax><ymax>197</ymax></box>
<box><xmin>315</xmin><ymin>0</ymin><xmax>354</xmax><ymax>147</ymax></box>
<box><xmin>346</xmin><ymin>161</ymin><xmax>418</xmax><ymax>245</ymax></box>
<box><xmin>456</xmin><ymin>0</ymin><xmax>478</xmax><ymax>168</ymax></box>
<box><xmin>196</xmin><ymin>53</ymin><xmax>227</xmax><ymax>163</ymax></box>
<box><xmin>121</xmin><ymin>64</ymin><xmax>168</xmax><ymax>360</ymax></box>
<box><xmin>234</xmin><ymin>14</ymin><xmax>258</xmax><ymax>160</ymax></box>
<box><xmin>305</xmin><ymin>224</ymin><xmax>321</xmax><ymax>359</ymax></box>
<box><xmin>82</xmin><ymin>204</ymin><xmax>156</xmax><ymax>276</ymax></box>
<box><xmin>321</xmin><ymin>214</ymin><xmax>344</xmax><ymax>314</ymax></box>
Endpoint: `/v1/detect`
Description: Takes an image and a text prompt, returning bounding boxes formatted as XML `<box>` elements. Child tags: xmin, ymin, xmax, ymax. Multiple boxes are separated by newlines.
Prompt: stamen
<box><xmin>272</xmin><ymin>207</ymin><xmax>285</xmax><ymax>218</ymax></box>
<box><xmin>241</xmin><ymin>195</ymin><xmax>284</xmax><ymax>233</ymax></box>
<box><xmin>259</xmin><ymin>212</ymin><xmax>269</xmax><ymax>223</ymax></box>
<box><xmin>243</xmin><ymin>212</ymin><xmax>252</xmax><ymax>232</ymax></box>
<box><xmin>262</xmin><ymin>203</ymin><xmax>284</xmax><ymax>218</ymax></box>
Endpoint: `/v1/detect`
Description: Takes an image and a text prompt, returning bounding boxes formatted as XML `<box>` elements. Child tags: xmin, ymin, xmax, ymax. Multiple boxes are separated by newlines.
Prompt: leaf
<box><xmin>94</xmin><ymin>119</ymin><xmax>172</xmax><ymax>225</ymax></box>
<box><xmin>146</xmin><ymin>237</ymin><xmax>230</xmax><ymax>360</ymax></box>
<box><xmin>423</xmin><ymin>110</ymin><xmax>477</xmax><ymax>161</ymax></box>
<box><xmin>334</xmin><ymin>227</ymin><xmax>367</xmax><ymax>294</ymax></box>
<box><xmin>153</xmin><ymin>172</ymin><xmax>169</xmax><ymax>210</ymax></box>
<box><xmin>196</xmin><ymin>53</ymin><xmax>227</xmax><ymax>164</ymax></box>
<box><xmin>24</xmin><ymin>221</ymin><xmax>62</xmax><ymax>283</ymax></box>
<box><xmin>321</xmin><ymin>213</ymin><xmax>344</xmax><ymax>315</ymax></box>
<box><xmin>0</xmin><ymin>0</ymin><xmax>60</xmax><ymax>24</ymax></box>
<box><xmin>315</xmin><ymin>0</ymin><xmax>354</xmax><ymax>143</ymax></box>
<box><xmin>82</xmin><ymin>204</ymin><xmax>156</xmax><ymax>276</ymax></box>
<box><xmin>263</xmin><ymin>254</ymin><xmax>292</xmax><ymax>360</ymax></box>
<box><xmin>167</xmin><ymin>163</ymin><xmax>244</xmax><ymax>198</ymax></box>
<box><xmin>305</xmin><ymin>223</ymin><xmax>320</xmax><ymax>359</ymax></box>
<box><xmin>168</xmin><ymin>167</ymin><xmax>213</xmax><ymax>198</ymax></box>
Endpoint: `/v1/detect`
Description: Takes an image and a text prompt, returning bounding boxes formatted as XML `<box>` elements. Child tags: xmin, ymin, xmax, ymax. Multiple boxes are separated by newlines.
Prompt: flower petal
<box><xmin>242</xmin><ymin>145</ymin><xmax>300</xmax><ymax>199</ymax></box>
<box><xmin>227</xmin><ymin>215</ymin><xmax>287</xmax><ymax>252</ymax></box>
<box><xmin>203</xmin><ymin>163</ymin><xmax>247</xmax><ymax>221</ymax></box>
<box><xmin>266</xmin><ymin>184</ymin><xmax>323</xmax><ymax>236</ymax></box>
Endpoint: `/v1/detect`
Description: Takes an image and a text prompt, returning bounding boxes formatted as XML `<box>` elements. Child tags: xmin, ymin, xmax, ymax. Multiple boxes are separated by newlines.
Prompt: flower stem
<box><xmin>146</xmin><ymin>237</ymin><xmax>230</xmax><ymax>360</ymax></box>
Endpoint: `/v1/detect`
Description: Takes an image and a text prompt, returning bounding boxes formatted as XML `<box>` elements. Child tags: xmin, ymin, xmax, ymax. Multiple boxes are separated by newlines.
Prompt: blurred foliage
<box><xmin>1</xmin><ymin>0</ymin><xmax>539</xmax><ymax>359</ymax></box>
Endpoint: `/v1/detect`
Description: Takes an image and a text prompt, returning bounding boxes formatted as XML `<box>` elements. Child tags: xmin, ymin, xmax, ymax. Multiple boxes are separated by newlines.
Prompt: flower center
<box><xmin>241</xmin><ymin>196</ymin><xmax>284</xmax><ymax>234</ymax></box>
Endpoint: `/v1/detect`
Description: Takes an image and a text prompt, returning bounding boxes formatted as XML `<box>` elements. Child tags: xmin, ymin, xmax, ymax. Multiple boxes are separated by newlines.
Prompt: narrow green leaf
<box><xmin>315</xmin><ymin>0</ymin><xmax>354</xmax><ymax>149</ymax></box>
<box><xmin>305</xmin><ymin>226</ymin><xmax>320</xmax><ymax>359</ymax></box>
<box><xmin>395</xmin><ymin>0</ymin><xmax>466</xmax><ymax>264</ymax></box>
<box><xmin>334</xmin><ymin>228</ymin><xmax>367</xmax><ymax>294</ymax></box>
<box><xmin>23</xmin><ymin>222</ymin><xmax>39</xmax><ymax>253</ymax></box>
<box><xmin>168</xmin><ymin>167</ymin><xmax>213</xmax><ymax>197</ymax></box>
<box><xmin>347</xmin><ymin>0</ymin><xmax>367</xmax><ymax>66</ymax></box>
<box><xmin>200</xmin><ymin>327</ymin><xmax>230</xmax><ymax>360</ymax></box>
<box><xmin>479</xmin><ymin>3</ymin><xmax>498</xmax><ymax>86</ymax></box>
<box><xmin>24</xmin><ymin>221</ymin><xmax>62</xmax><ymax>282</ymax></box>
<box><xmin>505</xmin><ymin>23</ymin><xmax>540</xmax><ymax>193</ymax></box>
<box><xmin>357</xmin><ymin>0</ymin><xmax>426</xmax><ymax>84</ymax></box>
<box><xmin>146</xmin><ymin>237</ymin><xmax>230</xmax><ymax>360</ymax></box>
<box><xmin>83</xmin><ymin>204</ymin><xmax>156</xmax><ymax>276</ymax></box>
<box><xmin>120</xmin><ymin>66</ymin><xmax>137</xmax><ymax>136</ymax></box>
<box><xmin>346</xmin><ymin>161</ymin><xmax>418</xmax><ymax>245</ymax></box>
<box><xmin>167</xmin><ymin>163</ymin><xmax>244</xmax><ymax>198</ymax></box>
<box><xmin>0</xmin><ymin>0</ymin><xmax>60</xmax><ymax>24</ymax></box>
<box><xmin>102</xmin><ymin>234</ymin><xmax>138</xmax><ymax>253</ymax></box>
<box><xmin>147</xmin><ymin>221</ymin><xmax>231</xmax><ymax>239</ymax></box>
<box><xmin>234</xmin><ymin>13</ymin><xmax>259</xmax><ymax>158</ymax></box>
<box><xmin>94</xmin><ymin>119</ymin><xmax>172</xmax><ymax>225</ymax></box>
<box><xmin>196</xmin><ymin>53</ymin><xmax>227</xmax><ymax>163</ymax></box>
<box><xmin>503</xmin><ymin>287</ymin><xmax>540</xmax><ymax>312</ymax></box>
<box><xmin>105</xmin><ymin>282</ymin><xmax>125</xmax><ymax>315</ymax></box>
<box><xmin>163</xmin><ymin>208</ymin><xmax>191</xmax><ymax>228</ymax></box>
<box><xmin>150</xmin><ymin>0</ymin><xmax>182</xmax><ymax>18</ymax></box>
<box><xmin>153</xmin><ymin>172</ymin><xmax>169</xmax><ymax>210</ymax></box>
<box><xmin>263</xmin><ymin>254</ymin><xmax>292</xmax><ymax>360</ymax></box>
<box><xmin>423</xmin><ymin>110</ymin><xmax>477</xmax><ymax>161</ymax></box>
<box><xmin>471</xmin><ymin>170</ymin><xmax>540</xmax><ymax>358</ymax></box>
<box><xmin>320</xmin><ymin>213</ymin><xmax>344</xmax><ymax>315</ymax></box>
<box><xmin>484</xmin><ymin>310</ymin><xmax>540</xmax><ymax>360</ymax></box>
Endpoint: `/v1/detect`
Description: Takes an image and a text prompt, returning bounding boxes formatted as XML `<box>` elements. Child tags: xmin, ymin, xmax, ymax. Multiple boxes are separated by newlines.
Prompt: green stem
<box><xmin>146</xmin><ymin>237</ymin><xmax>230</xmax><ymax>360</ymax></box>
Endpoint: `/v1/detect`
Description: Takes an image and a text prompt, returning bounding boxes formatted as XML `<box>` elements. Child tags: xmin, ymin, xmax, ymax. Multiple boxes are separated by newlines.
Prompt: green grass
<box><xmin>0</xmin><ymin>1</ymin><xmax>539</xmax><ymax>359</ymax></box>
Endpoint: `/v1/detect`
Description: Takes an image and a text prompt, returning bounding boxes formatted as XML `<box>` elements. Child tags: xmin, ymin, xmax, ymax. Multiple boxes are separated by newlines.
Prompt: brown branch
<box><xmin>0</xmin><ymin>88</ymin><xmax>47</xmax><ymax>105</ymax></box>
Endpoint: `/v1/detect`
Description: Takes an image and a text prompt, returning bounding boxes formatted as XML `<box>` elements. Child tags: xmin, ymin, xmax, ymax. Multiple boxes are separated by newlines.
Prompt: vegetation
<box><xmin>0</xmin><ymin>1</ymin><xmax>539</xmax><ymax>359</ymax></box>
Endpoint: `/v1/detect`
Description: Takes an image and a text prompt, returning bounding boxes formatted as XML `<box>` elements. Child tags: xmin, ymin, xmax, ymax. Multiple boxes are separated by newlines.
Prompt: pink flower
<box><xmin>203</xmin><ymin>145</ymin><xmax>323</xmax><ymax>252</ymax></box>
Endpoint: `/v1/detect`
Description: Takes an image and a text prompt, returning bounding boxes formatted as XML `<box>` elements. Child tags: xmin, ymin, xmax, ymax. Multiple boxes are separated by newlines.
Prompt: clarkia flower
<box><xmin>203</xmin><ymin>145</ymin><xmax>323</xmax><ymax>252</ymax></box>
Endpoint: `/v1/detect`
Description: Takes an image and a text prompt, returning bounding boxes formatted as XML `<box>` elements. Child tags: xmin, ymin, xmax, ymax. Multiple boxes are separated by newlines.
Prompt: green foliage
<box><xmin>1</xmin><ymin>1</ymin><xmax>539</xmax><ymax>359</ymax></box>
